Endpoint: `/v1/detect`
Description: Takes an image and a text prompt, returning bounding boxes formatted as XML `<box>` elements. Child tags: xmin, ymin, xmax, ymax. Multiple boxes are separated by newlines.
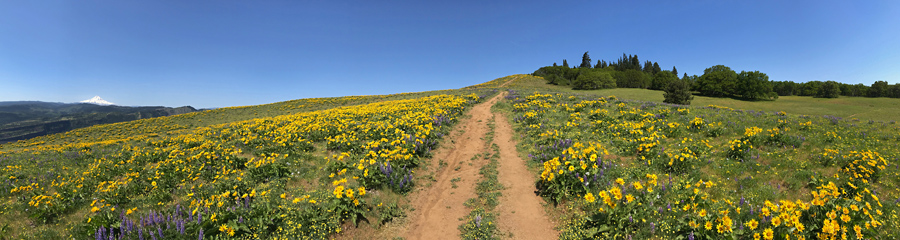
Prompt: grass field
<box><xmin>510</xmin><ymin>75</ymin><xmax>900</xmax><ymax>122</ymax></box>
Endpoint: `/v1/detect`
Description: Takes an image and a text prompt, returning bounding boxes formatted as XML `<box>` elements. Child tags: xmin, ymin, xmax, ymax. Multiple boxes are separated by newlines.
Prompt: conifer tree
<box><xmin>580</xmin><ymin>51</ymin><xmax>592</xmax><ymax>68</ymax></box>
<box><xmin>652</xmin><ymin>62</ymin><xmax>661</xmax><ymax>74</ymax></box>
<box><xmin>562</xmin><ymin>59</ymin><xmax>569</xmax><ymax>68</ymax></box>
<box><xmin>672</xmin><ymin>66</ymin><xmax>678</xmax><ymax>76</ymax></box>
<box><xmin>664</xmin><ymin>78</ymin><xmax>694</xmax><ymax>105</ymax></box>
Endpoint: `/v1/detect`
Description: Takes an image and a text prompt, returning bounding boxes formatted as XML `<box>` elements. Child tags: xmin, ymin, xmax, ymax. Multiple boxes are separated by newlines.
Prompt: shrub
<box><xmin>574</xmin><ymin>70</ymin><xmax>616</xmax><ymax>90</ymax></box>
<box><xmin>663</xmin><ymin>79</ymin><xmax>693</xmax><ymax>105</ymax></box>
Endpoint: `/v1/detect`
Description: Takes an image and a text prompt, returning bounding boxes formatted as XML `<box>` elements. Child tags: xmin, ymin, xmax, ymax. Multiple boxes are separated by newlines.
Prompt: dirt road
<box><xmin>400</xmin><ymin>87</ymin><xmax>557</xmax><ymax>239</ymax></box>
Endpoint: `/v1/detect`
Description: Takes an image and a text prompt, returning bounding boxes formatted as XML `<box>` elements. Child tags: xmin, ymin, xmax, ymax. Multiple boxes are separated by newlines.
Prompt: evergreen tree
<box><xmin>553</xmin><ymin>62</ymin><xmax>558</xmax><ymax>67</ymax></box>
<box><xmin>630</xmin><ymin>55</ymin><xmax>640</xmax><ymax>70</ymax></box>
<box><xmin>562</xmin><ymin>59</ymin><xmax>569</xmax><ymax>68</ymax></box>
<box><xmin>595</xmin><ymin>60</ymin><xmax>602</xmax><ymax>68</ymax></box>
<box><xmin>672</xmin><ymin>66</ymin><xmax>678</xmax><ymax>76</ymax></box>
<box><xmin>580</xmin><ymin>52</ymin><xmax>592</xmax><ymax>68</ymax></box>
<box><xmin>664</xmin><ymin>78</ymin><xmax>694</xmax><ymax>105</ymax></box>
<box><xmin>643</xmin><ymin>60</ymin><xmax>653</xmax><ymax>73</ymax></box>
<box><xmin>652</xmin><ymin>62</ymin><xmax>661</xmax><ymax>74</ymax></box>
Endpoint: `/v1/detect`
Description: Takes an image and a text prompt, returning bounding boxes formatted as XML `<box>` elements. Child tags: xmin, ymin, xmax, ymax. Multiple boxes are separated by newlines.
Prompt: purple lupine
<box><xmin>158</xmin><ymin>227</ymin><xmax>163</xmax><ymax>239</ymax></box>
<box><xmin>138</xmin><ymin>228</ymin><xmax>143</xmax><ymax>240</ymax></box>
<box><xmin>198</xmin><ymin>228</ymin><xmax>204</xmax><ymax>240</ymax></box>
<box><xmin>688</xmin><ymin>231</ymin><xmax>694</xmax><ymax>240</ymax></box>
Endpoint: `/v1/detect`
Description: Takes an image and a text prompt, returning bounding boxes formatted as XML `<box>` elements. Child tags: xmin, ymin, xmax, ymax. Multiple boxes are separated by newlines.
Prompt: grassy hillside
<box><xmin>1</xmin><ymin>74</ymin><xmax>897</xmax><ymax>239</ymax></box>
<box><xmin>0</xmin><ymin>102</ymin><xmax>197</xmax><ymax>144</ymax></box>
<box><xmin>0</xmin><ymin>89</ymin><xmax>471</xmax><ymax>152</ymax></box>
<box><xmin>498</xmin><ymin>88</ymin><xmax>898</xmax><ymax>239</ymax></box>
<box><xmin>0</xmin><ymin>86</ymin><xmax>498</xmax><ymax>239</ymax></box>
<box><xmin>510</xmin><ymin>75</ymin><xmax>900</xmax><ymax>122</ymax></box>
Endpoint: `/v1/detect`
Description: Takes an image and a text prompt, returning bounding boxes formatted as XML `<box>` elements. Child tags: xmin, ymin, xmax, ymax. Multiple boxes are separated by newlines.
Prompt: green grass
<box><xmin>509</xmin><ymin>75</ymin><xmax>900</xmax><ymax>122</ymax></box>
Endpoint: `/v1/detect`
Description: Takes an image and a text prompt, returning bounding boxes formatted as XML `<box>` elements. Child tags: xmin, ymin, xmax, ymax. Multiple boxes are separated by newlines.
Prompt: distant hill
<box><xmin>0</xmin><ymin>101</ymin><xmax>196</xmax><ymax>143</ymax></box>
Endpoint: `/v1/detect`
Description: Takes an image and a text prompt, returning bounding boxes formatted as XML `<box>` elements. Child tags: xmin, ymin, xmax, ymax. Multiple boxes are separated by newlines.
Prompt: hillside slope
<box><xmin>0</xmin><ymin>101</ymin><xmax>197</xmax><ymax>144</ymax></box>
<box><xmin>1</xmin><ymin>75</ymin><xmax>897</xmax><ymax>239</ymax></box>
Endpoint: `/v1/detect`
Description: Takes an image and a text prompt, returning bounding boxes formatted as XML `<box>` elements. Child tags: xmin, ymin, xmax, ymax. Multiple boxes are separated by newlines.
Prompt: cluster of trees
<box><xmin>533</xmin><ymin>52</ymin><xmax>778</xmax><ymax>104</ymax></box>
<box><xmin>534</xmin><ymin>52</ymin><xmax>681</xmax><ymax>91</ymax></box>
<box><xmin>772</xmin><ymin>80</ymin><xmax>900</xmax><ymax>99</ymax></box>
<box><xmin>693</xmin><ymin>65</ymin><xmax>778</xmax><ymax>100</ymax></box>
<box><xmin>534</xmin><ymin>51</ymin><xmax>899</xmax><ymax>103</ymax></box>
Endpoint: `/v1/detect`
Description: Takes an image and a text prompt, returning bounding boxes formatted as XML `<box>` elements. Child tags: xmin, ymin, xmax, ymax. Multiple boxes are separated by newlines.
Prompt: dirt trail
<box><xmin>498</xmin><ymin>76</ymin><xmax>519</xmax><ymax>87</ymax></box>
<box><xmin>400</xmin><ymin>93</ymin><xmax>501</xmax><ymax>239</ymax></box>
<box><xmin>492</xmin><ymin>104</ymin><xmax>559</xmax><ymax>239</ymax></box>
<box><xmin>400</xmin><ymin>87</ymin><xmax>557</xmax><ymax>239</ymax></box>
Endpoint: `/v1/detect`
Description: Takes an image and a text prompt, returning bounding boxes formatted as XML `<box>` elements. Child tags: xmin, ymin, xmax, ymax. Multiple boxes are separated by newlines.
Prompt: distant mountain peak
<box><xmin>80</xmin><ymin>96</ymin><xmax>115</xmax><ymax>105</ymax></box>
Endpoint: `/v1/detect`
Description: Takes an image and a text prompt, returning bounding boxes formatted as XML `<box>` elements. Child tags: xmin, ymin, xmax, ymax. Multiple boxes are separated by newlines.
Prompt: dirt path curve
<box><xmin>400</xmin><ymin>93</ymin><xmax>502</xmax><ymax>239</ymax></box>
<box><xmin>491</xmin><ymin>100</ymin><xmax>559</xmax><ymax>239</ymax></box>
<box><xmin>498</xmin><ymin>75</ymin><xmax>519</xmax><ymax>87</ymax></box>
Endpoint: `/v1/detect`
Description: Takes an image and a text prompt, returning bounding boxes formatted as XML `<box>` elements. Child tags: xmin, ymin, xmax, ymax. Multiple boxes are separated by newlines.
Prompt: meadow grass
<box><xmin>501</xmin><ymin>87</ymin><xmax>899</xmax><ymax>239</ymax></box>
<box><xmin>510</xmin><ymin>75</ymin><xmax>900</xmax><ymax>122</ymax></box>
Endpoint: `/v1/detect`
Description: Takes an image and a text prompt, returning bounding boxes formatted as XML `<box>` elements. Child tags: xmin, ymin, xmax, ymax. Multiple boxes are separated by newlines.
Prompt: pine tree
<box><xmin>643</xmin><ymin>60</ymin><xmax>653</xmax><ymax>73</ymax></box>
<box><xmin>630</xmin><ymin>55</ymin><xmax>640</xmax><ymax>70</ymax></box>
<box><xmin>672</xmin><ymin>66</ymin><xmax>678</xmax><ymax>76</ymax></box>
<box><xmin>664</xmin><ymin>78</ymin><xmax>694</xmax><ymax>105</ymax></box>
<box><xmin>595</xmin><ymin>60</ymin><xmax>602</xmax><ymax>68</ymax></box>
<box><xmin>652</xmin><ymin>62</ymin><xmax>661</xmax><ymax>74</ymax></box>
<box><xmin>553</xmin><ymin>62</ymin><xmax>558</xmax><ymax>67</ymax></box>
<box><xmin>580</xmin><ymin>51</ymin><xmax>592</xmax><ymax>68</ymax></box>
<box><xmin>562</xmin><ymin>59</ymin><xmax>569</xmax><ymax>68</ymax></box>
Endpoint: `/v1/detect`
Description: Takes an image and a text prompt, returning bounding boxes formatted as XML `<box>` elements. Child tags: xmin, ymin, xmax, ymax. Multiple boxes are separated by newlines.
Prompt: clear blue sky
<box><xmin>1</xmin><ymin>1</ymin><xmax>898</xmax><ymax>108</ymax></box>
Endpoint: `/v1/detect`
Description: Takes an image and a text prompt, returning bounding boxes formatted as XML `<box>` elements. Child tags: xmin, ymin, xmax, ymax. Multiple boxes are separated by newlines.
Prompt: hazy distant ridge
<box><xmin>0</xmin><ymin>101</ymin><xmax>197</xmax><ymax>143</ymax></box>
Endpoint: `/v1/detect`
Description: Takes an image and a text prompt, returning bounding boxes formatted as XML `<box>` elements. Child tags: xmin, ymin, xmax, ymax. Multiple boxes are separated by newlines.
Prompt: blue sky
<box><xmin>1</xmin><ymin>1</ymin><xmax>898</xmax><ymax>108</ymax></box>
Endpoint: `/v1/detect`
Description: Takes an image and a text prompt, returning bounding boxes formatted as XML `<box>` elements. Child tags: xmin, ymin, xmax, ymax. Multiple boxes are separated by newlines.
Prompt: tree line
<box><xmin>532</xmin><ymin>52</ymin><xmax>779</xmax><ymax>104</ymax></box>
<box><xmin>534</xmin><ymin>52</ymin><xmax>899</xmax><ymax>102</ymax></box>
<box><xmin>772</xmin><ymin>80</ymin><xmax>900</xmax><ymax>99</ymax></box>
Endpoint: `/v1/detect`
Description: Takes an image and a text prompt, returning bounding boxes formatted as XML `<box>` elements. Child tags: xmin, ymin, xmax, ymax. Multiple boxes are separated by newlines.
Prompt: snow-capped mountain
<box><xmin>79</xmin><ymin>96</ymin><xmax>115</xmax><ymax>105</ymax></box>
